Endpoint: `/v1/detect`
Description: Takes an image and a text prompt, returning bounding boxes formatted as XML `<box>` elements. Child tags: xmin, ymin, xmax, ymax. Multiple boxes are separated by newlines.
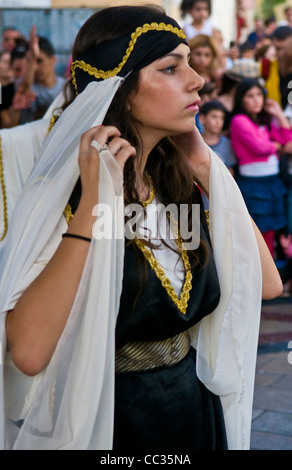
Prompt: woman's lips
<box><xmin>186</xmin><ymin>100</ymin><xmax>201</xmax><ymax>111</ymax></box>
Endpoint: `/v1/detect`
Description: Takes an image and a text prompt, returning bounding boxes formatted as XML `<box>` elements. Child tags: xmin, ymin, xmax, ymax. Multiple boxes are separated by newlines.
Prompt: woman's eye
<box><xmin>163</xmin><ymin>65</ymin><xmax>176</xmax><ymax>74</ymax></box>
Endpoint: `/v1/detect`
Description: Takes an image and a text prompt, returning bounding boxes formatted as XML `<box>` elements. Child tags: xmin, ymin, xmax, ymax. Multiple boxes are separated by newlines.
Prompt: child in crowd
<box><xmin>189</xmin><ymin>34</ymin><xmax>218</xmax><ymax>86</ymax></box>
<box><xmin>196</xmin><ymin>81</ymin><xmax>218</xmax><ymax>133</ymax></box>
<box><xmin>239</xmin><ymin>41</ymin><xmax>256</xmax><ymax>60</ymax></box>
<box><xmin>230</xmin><ymin>78</ymin><xmax>292</xmax><ymax>257</ymax></box>
<box><xmin>199</xmin><ymin>80</ymin><xmax>218</xmax><ymax>104</ymax></box>
<box><xmin>200</xmin><ymin>101</ymin><xmax>237</xmax><ymax>176</ymax></box>
<box><xmin>180</xmin><ymin>0</ymin><xmax>215</xmax><ymax>41</ymax></box>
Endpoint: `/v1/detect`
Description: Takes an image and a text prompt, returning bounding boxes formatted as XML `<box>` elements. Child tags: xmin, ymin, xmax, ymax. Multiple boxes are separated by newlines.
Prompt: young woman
<box><xmin>0</xmin><ymin>6</ymin><xmax>282</xmax><ymax>451</ymax></box>
<box><xmin>230</xmin><ymin>78</ymin><xmax>292</xmax><ymax>257</ymax></box>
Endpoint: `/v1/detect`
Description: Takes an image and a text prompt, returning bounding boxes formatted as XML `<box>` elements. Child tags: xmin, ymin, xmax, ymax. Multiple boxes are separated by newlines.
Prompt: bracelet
<box><xmin>62</xmin><ymin>233</ymin><xmax>92</xmax><ymax>243</ymax></box>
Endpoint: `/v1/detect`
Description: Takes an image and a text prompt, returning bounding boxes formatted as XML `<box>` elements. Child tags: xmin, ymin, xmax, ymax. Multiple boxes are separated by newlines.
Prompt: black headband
<box><xmin>71</xmin><ymin>17</ymin><xmax>187</xmax><ymax>94</ymax></box>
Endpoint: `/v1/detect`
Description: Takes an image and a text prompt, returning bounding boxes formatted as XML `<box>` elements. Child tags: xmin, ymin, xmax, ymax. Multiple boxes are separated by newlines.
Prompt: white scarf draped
<box><xmin>0</xmin><ymin>119</ymin><xmax>51</xmax><ymax>262</ymax></box>
<box><xmin>0</xmin><ymin>78</ymin><xmax>262</xmax><ymax>450</ymax></box>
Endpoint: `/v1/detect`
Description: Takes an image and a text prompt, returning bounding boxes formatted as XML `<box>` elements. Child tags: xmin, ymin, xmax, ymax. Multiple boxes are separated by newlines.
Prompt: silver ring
<box><xmin>90</xmin><ymin>139</ymin><xmax>107</xmax><ymax>152</ymax></box>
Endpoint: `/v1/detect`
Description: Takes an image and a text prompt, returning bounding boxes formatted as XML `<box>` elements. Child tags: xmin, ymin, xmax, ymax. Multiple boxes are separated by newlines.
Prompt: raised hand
<box><xmin>78</xmin><ymin>125</ymin><xmax>136</xmax><ymax>206</ymax></box>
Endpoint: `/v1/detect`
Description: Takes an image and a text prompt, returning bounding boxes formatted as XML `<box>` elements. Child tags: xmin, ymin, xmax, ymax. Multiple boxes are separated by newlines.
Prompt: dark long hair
<box><xmin>232</xmin><ymin>78</ymin><xmax>271</xmax><ymax>127</ymax></box>
<box><xmin>62</xmin><ymin>5</ymin><xmax>209</xmax><ymax>292</ymax></box>
<box><xmin>218</xmin><ymin>73</ymin><xmax>238</xmax><ymax>96</ymax></box>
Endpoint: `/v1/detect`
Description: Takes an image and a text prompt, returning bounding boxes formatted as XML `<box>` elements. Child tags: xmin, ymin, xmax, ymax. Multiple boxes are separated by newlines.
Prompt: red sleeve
<box><xmin>270</xmin><ymin>122</ymin><xmax>292</xmax><ymax>146</ymax></box>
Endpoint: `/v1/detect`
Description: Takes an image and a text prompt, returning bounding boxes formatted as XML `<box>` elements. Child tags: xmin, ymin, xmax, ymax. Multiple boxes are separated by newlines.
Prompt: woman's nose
<box><xmin>189</xmin><ymin>68</ymin><xmax>205</xmax><ymax>92</ymax></box>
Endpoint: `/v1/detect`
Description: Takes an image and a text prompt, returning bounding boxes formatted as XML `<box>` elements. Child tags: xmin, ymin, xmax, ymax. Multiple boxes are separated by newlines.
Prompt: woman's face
<box><xmin>128</xmin><ymin>44</ymin><xmax>204</xmax><ymax>146</ymax></box>
<box><xmin>242</xmin><ymin>86</ymin><xmax>264</xmax><ymax>116</ymax></box>
<box><xmin>190</xmin><ymin>46</ymin><xmax>214</xmax><ymax>73</ymax></box>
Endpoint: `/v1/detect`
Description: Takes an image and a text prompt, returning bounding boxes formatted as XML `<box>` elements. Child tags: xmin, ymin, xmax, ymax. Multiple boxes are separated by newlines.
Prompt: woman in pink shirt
<box><xmin>230</xmin><ymin>78</ymin><xmax>292</xmax><ymax>256</ymax></box>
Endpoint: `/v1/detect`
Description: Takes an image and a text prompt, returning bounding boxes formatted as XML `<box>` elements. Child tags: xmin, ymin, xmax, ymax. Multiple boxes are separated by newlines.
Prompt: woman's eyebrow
<box><xmin>157</xmin><ymin>52</ymin><xmax>191</xmax><ymax>61</ymax></box>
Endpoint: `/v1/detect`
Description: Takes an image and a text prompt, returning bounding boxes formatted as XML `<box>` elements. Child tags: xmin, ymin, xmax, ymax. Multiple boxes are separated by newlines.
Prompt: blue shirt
<box><xmin>210</xmin><ymin>136</ymin><xmax>237</xmax><ymax>169</ymax></box>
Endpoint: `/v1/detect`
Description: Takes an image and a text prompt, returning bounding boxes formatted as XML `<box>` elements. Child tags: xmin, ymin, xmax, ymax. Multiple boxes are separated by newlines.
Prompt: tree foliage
<box><xmin>260</xmin><ymin>0</ymin><xmax>287</xmax><ymax>17</ymax></box>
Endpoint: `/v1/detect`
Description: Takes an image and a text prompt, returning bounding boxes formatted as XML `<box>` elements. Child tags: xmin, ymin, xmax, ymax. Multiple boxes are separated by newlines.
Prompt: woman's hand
<box><xmin>174</xmin><ymin>125</ymin><xmax>211</xmax><ymax>196</ymax></box>
<box><xmin>283</xmin><ymin>141</ymin><xmax>292</xmax><ymax>154</ymax></box>
<box><xmin>28</xmin><ymin>25</ymin><xmax>40</xmax><ymax>63</ymax></box>
<box><xmin>272</xmin><ymin>141</ymin><xmax>283</xmax><ymax>154</ymax></box>
<box><xmin>78</xmin><ymin>125</ymin><xmax>136</xmax><ymax>207</ymax></box>
<box><xmin>265</xmin><ymin>99</ymin><xmax>283</xmax><ymax>118</ymax></box>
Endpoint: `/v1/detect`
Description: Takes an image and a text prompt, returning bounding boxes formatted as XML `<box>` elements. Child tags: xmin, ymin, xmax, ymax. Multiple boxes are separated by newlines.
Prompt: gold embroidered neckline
<box><xmin>63</xmin><ymin>166</ymin><xmax>192</xmax><ymax>314</ymax></box>
<box><xmin>134</xmin><ymin>231</ymin><xmax>192</xmax><ymax>315</ymax></box>
<box><xmin>136</xmin><ymin>174</ymin><xmax>192</xmax><ymax>314</ymax></box>
<box><xmin>71</xmin><ymin>22</ymin><xmax>186</xmax><ymax>93</ymax></box>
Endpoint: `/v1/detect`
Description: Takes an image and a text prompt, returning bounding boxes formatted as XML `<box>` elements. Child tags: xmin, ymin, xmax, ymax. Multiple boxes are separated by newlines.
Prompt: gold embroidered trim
<box><xmin>71</xmin><ymin>22</ymin><xmax>186</xmax><ymax>92</ymax></box>
<box><xmin>205</xmin><ymin>209</ymin><xmax>210</xmax><ymax>227</ymax></box>
<box><xmin>64</xmin><ymin>203</ymin><xmax>74</xmax><ymax>225</ymax></box>
<box><xmin>141</xmin><ymin>171</ymin><xmax>155</xmax><ymax>207</ymax></box>
<box><xmin>47</xmin><ymin>115</ymin><xmax>58</xmax><ymax>135</ymax></box>
<box><xmin>0</xmin><ymin>136</ymin><xmax>8</xmax><ymax>241</ymax></box>
<box><xmin>135</xmin><ymin>230</ymin><xmax>192</xmax><ymax>315</ymax></box>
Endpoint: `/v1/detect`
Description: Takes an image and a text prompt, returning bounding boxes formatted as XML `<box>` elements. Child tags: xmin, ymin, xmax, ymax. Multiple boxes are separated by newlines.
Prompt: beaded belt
<box><xmin>115</xmin><ymin>330</ymin><xmax>191</xmax><ymax>373</ymax></box>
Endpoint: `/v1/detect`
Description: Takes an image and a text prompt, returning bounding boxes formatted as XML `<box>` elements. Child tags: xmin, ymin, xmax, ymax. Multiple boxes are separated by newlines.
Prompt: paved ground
<box><xmin>251</xmin><ymin>297</ymin><xmax>292</xmax><ymax>450</ymax></box>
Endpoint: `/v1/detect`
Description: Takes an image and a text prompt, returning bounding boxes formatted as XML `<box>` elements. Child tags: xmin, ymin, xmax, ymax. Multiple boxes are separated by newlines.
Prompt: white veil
<box><xmin>0</xmin><ymin>76</ymin><xmax>262</xmax><ymax>450</ymax></box>
<box><xmin>0</xmin><ymin>78</ymin><xmax>123</xmax><ymax>313</ymax></box>
<box><xmin>0</xmin><ymin>77</ymin><xmax>125</xmax><ymax>449</ymax></box>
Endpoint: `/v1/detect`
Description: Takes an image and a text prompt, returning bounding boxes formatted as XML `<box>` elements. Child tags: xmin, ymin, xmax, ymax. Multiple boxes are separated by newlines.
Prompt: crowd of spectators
<box><xmin>0</xmin><ymin>25</ymin><xmax>66</xmax><ymax>129</ymax></box>
<box><xmin>0</xmin><ymin>1</ymin><xmax>292</xmax><ymax>295</ymax></box>
<box><xmin>181</xmin><ymin>0</ymin><xmax>292</xmax><ymax>296</ymax></box>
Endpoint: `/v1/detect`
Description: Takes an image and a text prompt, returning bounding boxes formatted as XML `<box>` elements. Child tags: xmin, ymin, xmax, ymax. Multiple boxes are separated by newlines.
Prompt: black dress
<box><xmin>113</xmin><ymin>208</ymin><xmax>228</xmax><ymax>451</ymax></box>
